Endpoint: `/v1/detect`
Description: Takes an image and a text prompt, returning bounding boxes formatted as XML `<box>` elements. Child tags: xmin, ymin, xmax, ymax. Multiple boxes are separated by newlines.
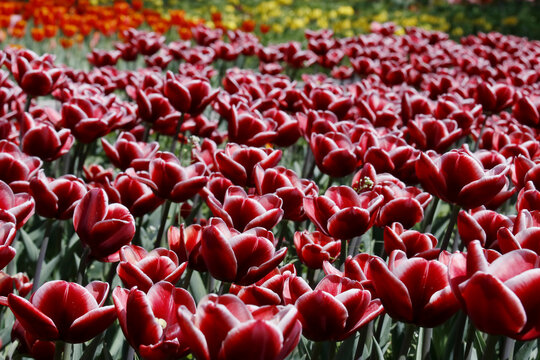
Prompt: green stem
<box><xmin>355</xmin><ymin>321</ymin><xmax>374</xmax><ymax>359</ymax></box>
<box><xmin>501</xmin><ymin>338</ymin><xmax>515</xmax><ymax>360</ymax></box>
<box><xmin>421</xmin><ymin>197</ymin><xmax>440</xmax><ymax>233</ymax></box>
<box><xmin>440</xmin><ymin>204</ymin><xmax>460</xmax><ymax>251</ymax></box>
<box><xmin>32</xmin><ymin>219</ymin><xmax>54</xmax><ymax>293</ymax></box>
<box><xmin>398</xmin><ymin>324</ymin><xmax>416</xmax><ymax>360</ymax></box>
<box><xmin>170</xmin><ymin>112</ymin><xmax>185</xmax><ymax>154</ymax></box>
<box><xmin>181</xmin><ymin>267</ymin><xmax>193</xmax><ymax>289</ymax></box>
<box><xmin>421</xmin><ymin>327</ymin><xmax>433</xmax><ymax>360</ymax></box>
<box><xmin>77</xmin><ymin>247</ymin><xmax>91</xmax><ymax>285</ymax></box>
<box><xmin>154</xmin><ymin>200</ymin><xmax>172</xmax><ymax>248</ymax></box>
<box><xmin>340</xmin><ymin>239</ymin><xmax>348</xmax><ymax>268</ymax></box>
<box><xmin>482</xmin><ymin>334</ymin><xmax>499</xmax><ymax>360</ymax></box>
<box><xmin>54</xmin><ymin>341</ymin><xmax>65</xmax><ymax>360</ymax></box>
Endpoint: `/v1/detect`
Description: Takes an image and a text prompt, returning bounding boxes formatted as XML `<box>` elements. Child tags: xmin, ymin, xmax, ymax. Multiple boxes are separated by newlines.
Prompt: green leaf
<box><xmin>80</xmin><ymin>334</ymin><xmax>103</xmax><ymax>360</ymax></box>
<box><xmin>20</xmin><ymin>228</ymin><xmax>40</xmax><ymax>262</ymax></box>
<box><xmin>474</xmin><ymin>331</ymin><xmax>486</xmax><ymax>355</ymax></box>
<box><xmin>189</xmin><ymin>271</ymin><xmax>207</xmax><ymax>303</ymax></box>
<box><xmin>335</xmin><ymin>334</ymin><xmax>358</xmax><ymax>360</ymax></box>
<box><xmin>39</xmin><ymin>254</ymin><xmax>62</xmax><ymax>287</ymax></box>
<box><xmin>372</xmin><ymin>335</ymin><xmax>385</xmax><ymax>360</ymax></box>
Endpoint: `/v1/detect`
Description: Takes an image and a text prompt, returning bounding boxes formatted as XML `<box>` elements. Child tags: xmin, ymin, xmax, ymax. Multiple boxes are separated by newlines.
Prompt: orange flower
<box><xmin>211</xmin><ymin>12</ymin><xmax>222</xmax><ymax>23</ymax></box>
<box><xmin>260</xmin><ymin>24</ymin><xmax>271</xmax><ymax>34</ymax></box>
<box><xmin>61</xmin><ymin>24</ymin><xmax>77</xmax><ymax>37</ymax></box>
<box><xmin>131</xmin><ymin>0</ymin><xmax>143</xmax><ymax>11</ymax></box>
<box><xmin>44</xmin><ymin>24</ymin><xmax>57</xmax><ymax>38</ymax></box>
<box><xmin>31</xmin><ymin>27</ymin><xmax>45</xmax><ymax>42</ymax></box>
<box><xmin>241</xmin><ymin>19</ymin><xmax>256</xmax><ymax>32</ymax></box>
<box><xmin>60</xmin><ymin>37</ymin><xmax>74</xmax><ymax>48</ymax></box>
<box><xmin>178</xmin><ymin>27</ymin><xmax>192</xmax><ymax>40</ymax></box>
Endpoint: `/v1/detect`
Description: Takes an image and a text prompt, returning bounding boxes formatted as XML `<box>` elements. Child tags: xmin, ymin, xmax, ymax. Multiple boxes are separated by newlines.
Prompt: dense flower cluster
<box><xmin>0</xmin><ymin>22</ymin><xmax>539</xmax><ymax>359</ymax></box>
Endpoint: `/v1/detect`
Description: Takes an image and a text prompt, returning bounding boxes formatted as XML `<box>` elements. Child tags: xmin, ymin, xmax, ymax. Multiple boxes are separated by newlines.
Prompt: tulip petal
<box><xmin>67</xmin><ymin>305</ymin><xmax>116</xmax><ymax>343</ymax></box>
<box><xmin>220</xmin><ymin>320</ymin><xmax>283</xmax><ymax>360</ymax></box>
<box><xmin>8</xmin><ymin>294</ymin><xmax>59</xmax><ymax>340</ymax></box>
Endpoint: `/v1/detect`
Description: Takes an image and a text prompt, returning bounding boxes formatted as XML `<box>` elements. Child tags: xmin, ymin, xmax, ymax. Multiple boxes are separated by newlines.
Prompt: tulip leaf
<box><xmin>474</xmin><ymin>330</ymin><xmax>486</xmax><ymax>355</ymax></box>
<box><xmin>80</xmin><ymin>334</ymin><xmax>103</xmax><ymax>360</ymax></box>
<box><xmin>515</xmin><ymin>339</ymin><xmax>536</xmax><ymax>360</ymax></box>
<box><xmin>189</xmin><ymin>271</ymin><xmax>207</xmax><ymax>303</ymax></box>
<box><xmin>372</xmin><ymin>335</ymin><xmax>385</xmax><ymax>360</ymax></box>
<box><xmin>39</xmin><ymin>254</ymin><xmax>62</xmax><ymax>287</ymax></box>
<box><xmin>20</xmin><ymin>228</ymin><xmax>39</xmax><ymax>262</ymax></box>
<box><xmin>336</xmin><ymin>333</ymin><xmax>358</xmax><ymax>359</ymax></box>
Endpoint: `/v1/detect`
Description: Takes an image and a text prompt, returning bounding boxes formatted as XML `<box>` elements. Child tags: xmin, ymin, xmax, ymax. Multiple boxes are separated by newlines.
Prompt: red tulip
<box><xmin>517</xmin><ymin>181</ymin><xmax>540</xmax><ymax>212</ymax></box>
<box><xmin>369</xmin><ymin>251</ymin><xmax>459</xmax><ymax>327</ymax></box>
<box><xmin>293</xmin><ymin>231</ymin><xmax>341</xmax><ymax>269</ymax></box>
<box><xmin>310</xmin><ymin>132</ymin><xmax>358</xmax><ymax>177</ymax></box>
<box><xmin>475</xmin><ymin>82</ymin><xmax>515</xmax><ymax>113</ymax></box>
<box><xmin>11</xmin><ymin>53</ymin><xmax>62</xmax><ymax>97</ymax></box>
<box><xmin>205</xmin><ymin>186</ymin><xmax>284</xmax><ymax>232</ymax></box>
<box><xmin>284</xmin><ymin>274</ymin><xmax>383</xmax><ymax>341</ymax></box>
<box><xmin>497</xmin><ymin>210</ymin><xmax>540</xmax><ymax>254</ymax></box>
<box><xmin>449</xmin><ymin>240</ymin><xmax>540</xmax><ymax>340</ymax></box>
<box><xmin>112</xmin><ymin>171</ymin><xmax>164</xmax><ymax>217</ymax></box>
<box><xmin>304</xmin><ymin>185</ymin><xmax>383</xmax><ymax>240</ymax></box>
<box><xmin>384</xmin><ymin>223</ymin><xmax>439</xmax><ymax>258</ymax></box>
<box><xmin>407</xmin><ymin>116</ymin><xmax>463</xmax><ymax>153</ymax></box>
<box><xmin>213</xmin><ymin>143</ymin><xmax>282</xmax><ymax>187</ymax></box>
<box><xmin>254</xmin><ymin>165</ymin><xmax>318</xmax><ymax>221</ymax></box>
<box><xmin>457</xmin><ymin>208</ymin><xmax>513</xmax><ymax>249</ymax></box>
<box><xmin>415</xmin><ymin>146</ymin><xmax>509</xmax><ymax>209</ymax></box>
<box><xmin>113</xmin><ymin>282</ymin><xmax>196</xmax><ymax>360</ymax></box>
<box><xmin>132</xmin><ymin>152</ymin><xmax>208</xmax><ymax>203</ymax></box>
<box><xmin>87</xmin><ymin>49</ymin><xmax>121</xmax><ymax>67</ymax></box>
<box><xmin>0</xmin><ymin>180</ymin><xmax>34</xmax><ymax>229</ymax></box>
<box><xmin>7</xmin><ymin>280</ymin><xmax>116</xmax><ymax>343</ymax></box>
<box><xmin>117</xmin><ymin>245</ymin><xmax>187</xmax><ymax>293</ymax></box>
<box><xmin>0</xmin><ymin>219</ymin><xmax>16</xmax><ymax>270</ymax></box>
<box><xmin>101</xmin><ymin>132</ymin><xmax>159</xmax><ymax>171</ymax></box>
<box><xmin>73</xmin><ymin>188</ymin><xmax>135</xmax><ymax>262</ymax></box>
<box><xmin>10</xmin><ymin>319</ymin><xmax>55</xmax><ymax>360</ymax></box>
<box><xmin>201</xmin><ymin>217</ymin><xmax>287</xmax><ymax>285</ymax></box>
<box><xmin>20</xmin><ymin>113</ymin><xmax>73</xmax><ymax>162</ymax></box>
<box><xmin>29</xmin><ymin>170</ymin><xmax>87</xmax><ymax>220</ymax></box>
<box><xmin>0</xmin><ymin>271</ymin><xmax>32</xmax><ymax>299</ymax></box>
<box><xmin>177</xmin><ymin>294</ymin><xmax>301</xmax><ymax>360</ymax></box>
<box><xmin>0</xmin><ymin>140</ymin><xmax>42</xmax><ymax>193</ymax></box>
<box><xmin>168</xmin><ymin>224</ymin><xmax>206</xmax><ymax>272</ymax></box>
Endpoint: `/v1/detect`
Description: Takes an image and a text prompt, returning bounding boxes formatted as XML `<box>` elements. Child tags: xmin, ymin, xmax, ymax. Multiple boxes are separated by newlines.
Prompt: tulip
<box><xmin>449</xmin><ymin>240</ymin><xmax>540</xmax><ymax>340</ymax></box>
<box><xmin>205</xmin><ymin>186</ymin><xmax>284</xmax><ymax>232</ymax></box>
<box><xmin>19</xmin><ymin>113</ymin><xmax>73</xmax><ymax>162</ymax></box>
<box><xmin>177</xmin><ymin>294</ymin><xmax>301</xmax><ymax>360</ymax></box>
<box><xmin>415</xmin><ymin>146</ymin><xmax>509</xmax><ymax>209</ymax></box>
<box><xmin>457</xmin><ymin>208</ymin><xmax>513</xmax><ymax>249</ymax></box>
<box><xmin>384</xmin><ymin>223</ymin><xmax>439</xmax><ymax>258</ymax></box>
<box><xmin>117</xmin><ymin>245</ymin><xmax>187</xmax><ymax>293</ymax></box>
<box><xmin>11</xmin><ymin>53</ymin><xmax>62</xmax><ymax>97</ymax></box>
<box><xmin>0</xmin><ymin>179</ymin><xmax>34</xmax><ymax>229</ymax></box>
<box><xmin>214</xmin><ymin>143</ymin><xmax>282</xmax><ymax>187</ymax></box>
<box><xmin>369</xmin><ymin>251</ymin><xmax>459</xmax><ymax>327</ymax></box>
<box><xmin>293</xmin><ymin>231</ymin><xmax>341</xmax><ymax>269</ymax></box>
<box><xmin>87</xmin><ymin>49</ymin><xmax>121</xmax><ymax>67</ymax></box>
<box><xmin>73</xmin><ymin>188</ymin><xmax>135</xmax><ymax>262</ymax></box>
<box><xmin>310</xmin><ymin>132</ymin><xmax>358</xmax><ymax>177</ymax></box>
<box><xmin>201</xmin><ymin>217</ymin><xmax>287</xmax><ymax>285</ymax></box>
<box><xmin>304</xmin><ymin>185</ymin><xmax>383</xmax><ymax>240</ymax></box>
<box><xmin>7</xmin><ymin>280</ymin><xmax>116</xmax><ymax>343</ymax></box>
<box><xmin>283</xmin><ymin>274</ymin><xmax>383</xmax><ymax>341</ymax></box>
<box><xmin>101</xmin><ymin>132</ymin><xmax>159</xmax><ymax>171</ymax></box>
<box><xmin>0</xmin><ymin>219</ymin><xmax>16</xmax><ymax>270</ymax></box>
<box><xmin>112</xmin><ymin>171</ymin><xmax>164</xmax><ymax>217</ymax></box>
<box><xmin>0</xmin><ymin>140</ymin><xmax>42</xmax><ymax>193</ymax></box>
<box><xmin>29</xmin><ymin>170</ymin><xmax>87</xmax><ymax>220</ymax></box>
<box><xmin>168</xmin><ymin>224</ymin><xmax>206</xmax><ymax>272</ymax></box>
<box><xmin>113</xmin><ymin>282</ymin><xmax>196</xmax><ymax>360</ymax></box>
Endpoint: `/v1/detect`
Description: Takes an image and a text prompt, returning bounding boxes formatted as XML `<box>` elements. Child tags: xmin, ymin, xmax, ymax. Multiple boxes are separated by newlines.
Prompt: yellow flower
<box><xmin>451</xmin><ymin>27</ymin><xmax>464</xmax><ymax>37</ymax></box>
<box><xmin>395</xmin><ymin>27</ymin><xmax>405</xmax><ymax>36</ymax></box>
<box><xmin>502</xmin><ymin>16</ymin><xmax>518</xmax><ymax>26</ymax></box>
<box><xmin>317</xmin><ymin>18</ymin><xmax>329</xmax><ymax>29</ymax></box>
<box><xmin>272</xmin><ymin>23</ymin><xmax>284</xmax><ymax>33</ymax></box>
<box><xmin>337</xmin><ymin>6</ymin><xmax>355</xmax><ymax>16</ymax></box>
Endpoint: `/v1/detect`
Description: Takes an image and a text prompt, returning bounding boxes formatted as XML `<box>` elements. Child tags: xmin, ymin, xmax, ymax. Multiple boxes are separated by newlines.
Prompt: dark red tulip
<box><xmin>201</xmin><ymin>217</ymin><xmax>287</xmax><ymax>285</ymax></box>
<box><xmin>517</xmin><ymin>181</ymin><xmax>540</xmax><ymax>212</ymax></box>
<box><xmin>101</xmin><ymin>132</ymin><xmax>159</xmax><ymax>171</ymax></box>
<box><xmin>0</xmin><ymin>272</ymin><xmax>32</xmax><ymax>299</ymax></box>
<box><xmin>164</xmin><ymin>72</ymin><xmax>219</xmax><ymax>116</ymax></box>
<box><xmin>293</xmin><ymin>231</ymin><xmax>341</xmax><ymax>269</ymax></box>
<box><xmin>407</xmin><ymin>116</ymin><xmax>463</xmax><ymax>153</ymax></box>
<box><xmin>177</xmin><ymin>294</ymin><xmax>301</xmax><ymax>360</ymax></box>
<box><xmin>227</xmin><ymin>106</ymin><xmax>277</xmax><ymax>147</ymax></box>
<box><xmin>475</xmin><ymin>82</ymin><xmax>515</xmax><ymax>113</ymax></box>
<box><xmin>230</xmin><ymin>264</ymin><xmax>296</xmax><ymax>306</ymax></box>
<box><xmin>384</xmin><ymin>223</ymin><xmax>438</xmax><ymax>258</ymax></box>
<box><xmin>449</xmin><ymin>240</ymin><xmax>540</xmax><ymax>340</ymax></box>
<box><xmin>7</xmin><ymin>280</ymin><xmax>116</xmax><ymax>343</ymax></box>
<box><xmin>113</xmin><ymin>282</ymin><xmax>196</xmax><ymax>360</ymax></box>
<box><xmin>205</xmin><ymin>186</ymin><xmax>284</xmax><ymax>232</ymax></box>
<box><xmin>112</xmin><ymin>171</ymin><xmax>164</xmax><ymax>217</ymax></box>
<box><xmin>29</xmin><ymin>170</ymin><xmax>87</xmax><ymax>220</ymax></box>
<box><xmin>457</xmin><ymin>208</ymin><xmax>513</xmax><ymax>249</ymax></box>
<box><xmin>213</xmin><ymin>143</ymin><xmax>282</xmax><ymax>187</ymax></box>
<box><xmin>304</xmin><ymin>185</ymin><xmax>383</xmax><ymax>240</ymax></box>
<box><xmin>87</xmin><ymin>49</ymin><xmax>121</xmax><ymax>67</ymax></box>
<box><xmin>415</xmin><ymin>146</ymin><xmax>509</xmax><ymax>209</ymax></box>
<box><xmin>0</xmin><ymin>219</ymin><xmax>16</xmax><ymax>270</ymax></box>
<box><xmin>369</xmin><ymin>251</ymin><xmax>459</xmax><ymax>327</ymax></box>
<box><xmin>11</xmin><ymin>53</ymin><xmax>62</xmax><ymax>97</ymax></box>
<box><xmin>310</xmin><ymin>132</ymin><xmax>358</xmax><ymax>178</ymax></box>
<box><xmin>512</xmin><ymin>95</ymin><xmax>540</xmax><ymax>128</ymax></box>
<box><xmin>0</xmin><ymin>140</ymin><xmax>42</xmax><ymax>193</ymax></box>
<box><xmin>132</xmin><ymin>152</ymin><xmax>208</xmax><ymax>203</ymax></box>
<box><xmin>284</xmin><ymin>274</ymin><xmax>383</xmax><ymax>341</ymax></box>
<box><xmin>135</xmin><ymin>89</ymin><xmax>177</xmax><ymax>126</ymax></box>
<box><xmin>73</xmin><ymin>188</ymin><xmax>136</xmax><ymax>262</ymax></box>
<box><xmin>0</xmin><ymin>180</ymin><xmax>34</xmax><ymax>229</ymax></box>
<box><xmin>117</xmin><ymin>245</ymin><xmax>187</xmax><ymax>293</ymax></box>
<box><xmin>20</xmin><ymin>113</ymin><xmax>73</xmax><ymax>162</ymax></box>
<box><xmin>168</xmin><ymin>224</ymin><xmax>206</xmax><ymax>272</ymax></box>
<box><xmin>497</xmin><ymin>210</ymin><xmax>540</xmax><ymax>254</ymax></box>
<box><xmin>254</xmin><ymin>165</ymin><xmax>318</xmax><ymax>221</ymax></box>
